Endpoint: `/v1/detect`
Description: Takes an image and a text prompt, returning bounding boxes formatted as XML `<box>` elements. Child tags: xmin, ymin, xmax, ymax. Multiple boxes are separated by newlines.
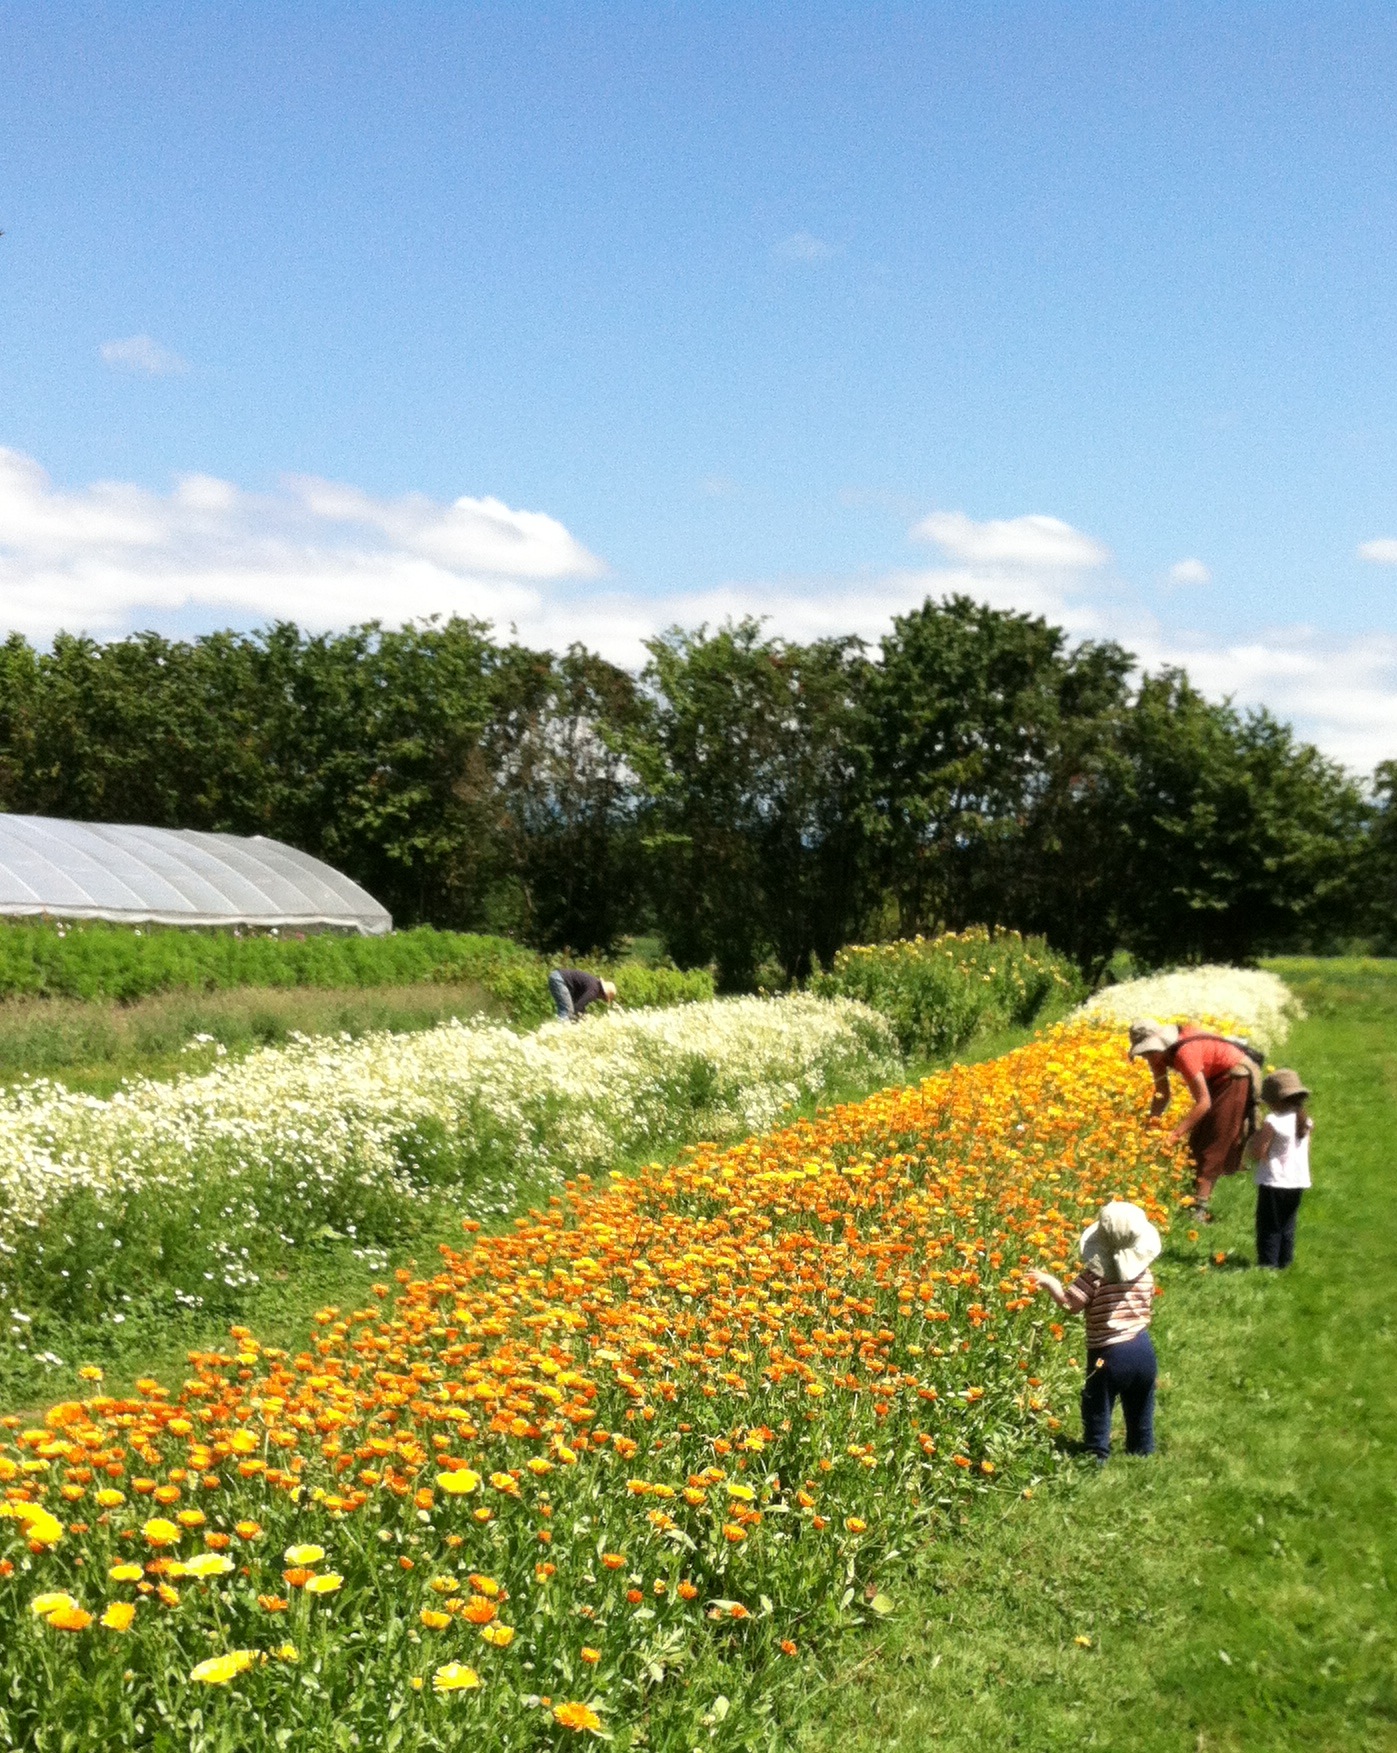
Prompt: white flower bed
<box><xmin>1076</xmin><ymin>965</ymin><xmax>1301</xmax><ymax>1053</ymax></box>
<box><xmin>0</xmin><ymin>997</ymin><xmax>899</xmax><ymax>1332</ymax></box>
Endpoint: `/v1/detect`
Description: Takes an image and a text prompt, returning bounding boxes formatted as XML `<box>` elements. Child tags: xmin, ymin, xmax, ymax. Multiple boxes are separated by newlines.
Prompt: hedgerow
<box><xmin>811</xmin><ymin>928</ymin><xmax>1083</xmax><ymax>1058</ymax></box>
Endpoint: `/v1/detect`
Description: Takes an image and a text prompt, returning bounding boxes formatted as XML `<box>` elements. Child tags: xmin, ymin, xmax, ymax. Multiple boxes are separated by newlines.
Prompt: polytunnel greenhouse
<box><xmin>0</xmin><ymin>816</ymin><xmax>391</xmax><ymax>934</ymax></box>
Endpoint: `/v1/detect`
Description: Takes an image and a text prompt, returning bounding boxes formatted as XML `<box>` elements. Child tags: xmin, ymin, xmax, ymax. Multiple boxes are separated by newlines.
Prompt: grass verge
<box><xmin>797</xmin><ymin>959</ymin><xmax>1397</xmax><ymax>1753</ymax></box>
<box><xmin>0</xmin><ymin>981</ymin><xmax>502</xmax><ymax>1093</ymax></box>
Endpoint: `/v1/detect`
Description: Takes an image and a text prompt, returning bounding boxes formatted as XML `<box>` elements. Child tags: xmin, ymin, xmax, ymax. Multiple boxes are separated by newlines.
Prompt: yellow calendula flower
<box><xmin>142</xmin><ymin>1518</ymin><xmax>180</xmax><ymax>1547</ymax></box>
<box><xmin>274</xmin><ymin>1642</ymin><xmax>299</xmax><ymax>1663</ymax></box>
<box><xmin>94</xmin><ymin>1488</ymin><xmax>125</xmax><ymax>1509</ymax></box>
<box><xmin>432</xmin><ymin>1662</ymin><xmax>481</xmax><ymax>1694</ymax></box>
<box><xmin>420</xmin><ymin>1608</ymin><xmax>451</xmax><ymax>1630</ymax></box>
<box><xmin>435</xmin><ymin>1469</ymin><xmax>480</xmax><ymax>1496</ymax></box>
<box><xmin>479</xmin><ymin>1623</ymin><xmax>514</xmax><ymax>1647</ymax></box>
<box><xmin>283</xmin><ymin>1544</ymin><xmax>325</xmax><ymax>1566</ymax></box>
<box><xmin>190</xmin><ymin>1650</ymin><xmax>258</xmax><ymax>1685</ymax></box>
<box><xmin>30</xmin><ymin>1592</ymin><xmax>80</xmax><ymax>1619</ymax></box>
<box><xmin>181</xmin><ymin>1553</ymin><xmax>235</xmax><ymax>1579</ymax></box>
<box><xmin>100</xmin><ymin>1602</ymin><xmax>137</xmax><ymax>1631</ymax></box>
<box><xmin>304</xmin><ymin>1573</ymin><xmax>343</xmax><ymax>1596</ymax></box>
<box><xmin>2</xmin><ymin>1503</ymin><xmax>63</xmax><ymax>1545</ymax></box>
<box><xmin>108</xmin><ymin>1563</ymin><xmax>144</xmax><ymax>1583</ymax></box>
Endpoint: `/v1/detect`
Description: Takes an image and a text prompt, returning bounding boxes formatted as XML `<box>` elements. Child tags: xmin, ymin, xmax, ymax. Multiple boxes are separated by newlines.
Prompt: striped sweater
<box><xmin>1061</xmin><ymin>1268</ymin><xmax>1155</xmax><ymax>1348</ymax></box>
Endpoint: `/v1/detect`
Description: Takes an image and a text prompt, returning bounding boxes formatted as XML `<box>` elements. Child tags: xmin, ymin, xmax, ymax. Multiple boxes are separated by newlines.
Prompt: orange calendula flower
<box><xmin>600</xmin><ymin>1553</ymin><xmax>625</xmax><ymax>1570</ymax></box>
<box><xmin>845</xmin><ymin>1517</ymin><xmax>867</xmax><ymax>1534</ymax></box>
<box><xmin>580</xmin><ymin>1646</ymin><xmax>601</xmax><ymax>1664</ymax></box>
<box><xmin>460</xmin><ymin>1595</ymin><xmax>497</xmax><ymax>1625</ymax></box>
<box><xmin>554</xmin><ymin>1702</ymin><xmax>603</xmax><ymax>1732</ymax></box>
<box><xmin>283</xmin><ymin>1568</ymin><xmax>315</xmax><ymax>1589</ymax></box>
<box><xmin>258</xmin><ymin>1595</ymin><xmax>290</xmax><ymax>1613</ymax></box>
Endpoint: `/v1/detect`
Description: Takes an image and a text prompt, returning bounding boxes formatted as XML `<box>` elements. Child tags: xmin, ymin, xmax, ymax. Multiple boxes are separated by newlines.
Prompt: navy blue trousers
<box><xmin>1080</xmin><ymin>1329</ymin><xmax>1157</xmax><ymax>1459</ymax></box>
<box><xmin>1256</xmin><ymin>1185</ymin><xmax>1303</xmax><ymax>1268</ymax></box>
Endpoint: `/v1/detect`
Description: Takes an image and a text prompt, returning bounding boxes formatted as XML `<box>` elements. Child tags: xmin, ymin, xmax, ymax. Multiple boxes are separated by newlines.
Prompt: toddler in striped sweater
<box><xmin>1031</xmin><ymin>1200</ymin><xmax>1161</xmax><ymax>1461</ymax></box>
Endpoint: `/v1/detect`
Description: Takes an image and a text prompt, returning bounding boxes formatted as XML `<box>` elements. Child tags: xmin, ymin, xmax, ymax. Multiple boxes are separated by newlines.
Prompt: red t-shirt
<box><xmin>1171</xmin><ymin>1025</ymin><xmax>1244</xmax><ymax>1085</ymax></box>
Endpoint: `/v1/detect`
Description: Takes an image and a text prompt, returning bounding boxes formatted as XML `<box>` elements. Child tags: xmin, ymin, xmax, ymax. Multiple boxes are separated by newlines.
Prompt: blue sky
<box><xmin>4</xmin><ymin>3</ymin><xmax>1397</xmax><ymax>765</ymax></box>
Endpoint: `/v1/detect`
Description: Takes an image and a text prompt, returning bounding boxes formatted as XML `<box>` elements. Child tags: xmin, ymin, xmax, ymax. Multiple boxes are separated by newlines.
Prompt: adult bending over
<box><xmin>548</xmin><ymin>967</ymin><xmax>618</xmax><ymax>1023</ymax></box>
<box><xmin>1128</xmin><ymin>1020</ymin><xmax>1254</xmax><ymax>1220</ymax></box>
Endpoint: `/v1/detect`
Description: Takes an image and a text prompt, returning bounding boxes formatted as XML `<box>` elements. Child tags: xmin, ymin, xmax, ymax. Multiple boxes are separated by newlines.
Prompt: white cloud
<box><xmin>773</xmin><ymin>231</ymin><xmax>834</xmax><ymax>262</ymax></box>
<box><xmin>912</xmin><ymin>510</ymin><xmax>1110</xmax><ymax>571</ymax></box>
<box><xmin>0</xmin><ymin>448</ymin><xmax>602</xmax><ymax>641</ymax></box>
<box><xmin>98</xmin><ymin>335</ymin><xmax>190</xmax><ymax>377</ymax></box>
<box><xmin>1168</xmin><ymin>557</ymin><xmax>1212</xmax><ymax>585</ymax></box>
<box><xmin>1358</xmin><ymin>538</ymin><xmax>1397</xmax><ymax>564</ymax></box>
<box><xmin>3</xmin><ymin>452</ymin><xmax>1395</xmax><ymax>770</ymax></box>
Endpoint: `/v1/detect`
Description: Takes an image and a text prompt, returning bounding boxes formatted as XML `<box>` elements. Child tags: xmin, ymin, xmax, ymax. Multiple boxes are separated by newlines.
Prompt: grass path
<box><xmin>798</xmin><ymin>962</ymin><xmax>1397</xmax><ymax>1752</ymax></box>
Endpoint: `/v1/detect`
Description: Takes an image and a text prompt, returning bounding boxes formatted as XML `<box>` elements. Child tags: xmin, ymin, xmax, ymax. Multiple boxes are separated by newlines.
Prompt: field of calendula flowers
<box><xmin>0</xmin><ymin>1007</ymin><xmax>1194</xmax><ymax>1753</ymax></box>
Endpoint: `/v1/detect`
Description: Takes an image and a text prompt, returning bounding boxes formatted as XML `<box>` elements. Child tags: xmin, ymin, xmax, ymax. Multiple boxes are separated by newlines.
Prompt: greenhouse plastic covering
<box><xmin>0</xmin><ymin>816</ymin><xmax>392</xmax><ymax>934</ymax></box>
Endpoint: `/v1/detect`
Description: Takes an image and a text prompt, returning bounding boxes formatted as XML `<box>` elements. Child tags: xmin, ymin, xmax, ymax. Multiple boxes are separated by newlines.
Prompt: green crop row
<box><xmin>0</xmin><ymin>921</ymin><xmax>712</xmax><ymax>1019</ymax></box>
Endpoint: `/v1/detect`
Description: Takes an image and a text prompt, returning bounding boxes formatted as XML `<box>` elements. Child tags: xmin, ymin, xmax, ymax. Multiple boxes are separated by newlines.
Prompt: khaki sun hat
<box><xmin>1261</xmin><ymin>1067</ymin><xmax>1309</xmax><ymax>1105</ymax></box>
<box><xmin>1127</xmin><ymin>1019</ymin><xmax>1180</xmax><ymax>1059</ymax></box>
<box><xmin>601</xmin><ymin>980</ymin><xmax>618</xmax><ymax>1002</ymax></box>
<box><xmin>1080</xmin><ymin>1200</ymin><xmax>1162</xmax><ymax>1283</ymax></box>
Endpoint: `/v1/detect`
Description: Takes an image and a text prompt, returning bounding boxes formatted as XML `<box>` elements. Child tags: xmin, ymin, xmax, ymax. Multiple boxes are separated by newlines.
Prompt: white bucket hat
<box><xmin>1080</xmin><ymin>1200</ymin><xmax>1162</xmax><ymax>1283</ymax></box>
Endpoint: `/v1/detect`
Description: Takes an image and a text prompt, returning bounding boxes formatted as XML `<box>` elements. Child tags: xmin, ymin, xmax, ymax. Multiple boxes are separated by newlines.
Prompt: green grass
<box><xmin>797</xmin><ymin>961</ymin><xmax>1397</xmax><ymax>1752</ymax></box>
<box><xmin>0</xmin><ymin>980</ymin><xmax>505</xmax><ymax>1093</ymax></box>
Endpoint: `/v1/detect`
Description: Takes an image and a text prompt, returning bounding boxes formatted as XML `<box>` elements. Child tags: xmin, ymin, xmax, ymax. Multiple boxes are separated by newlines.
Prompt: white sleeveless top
<box><xmin>1253</xmin><ymin>1109</ymin><xmax>1311</xmax><ymax>1189</ymax></box>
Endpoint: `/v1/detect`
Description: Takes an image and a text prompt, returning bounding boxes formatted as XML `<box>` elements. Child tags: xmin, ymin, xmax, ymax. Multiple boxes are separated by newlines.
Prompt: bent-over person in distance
<box><xmin>548</xmin><ymin>968</ymin><xmax>618</xmax><ymax>1023</ymax></box>
<box><xmin>1128</xmin><ymin>1020</ymin><xmax>1255</xmax><ymax>1222</ymax></box>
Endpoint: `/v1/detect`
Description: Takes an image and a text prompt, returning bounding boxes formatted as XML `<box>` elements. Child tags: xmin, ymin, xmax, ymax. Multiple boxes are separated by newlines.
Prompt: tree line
<box><xmin>0</xmin><ymin>597</ymin><xmax>1386</xmax><ymax>984</ymax></box>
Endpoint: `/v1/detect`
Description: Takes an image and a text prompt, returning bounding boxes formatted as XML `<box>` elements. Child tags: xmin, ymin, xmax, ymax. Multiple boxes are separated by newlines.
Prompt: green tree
<box><xmin>639</xmin><ymin>622</ymin><xmax>868</xmax><ymax>987</ymax></box>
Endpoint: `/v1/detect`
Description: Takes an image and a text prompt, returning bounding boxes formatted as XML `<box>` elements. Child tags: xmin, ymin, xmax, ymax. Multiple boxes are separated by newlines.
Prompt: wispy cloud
<box><xmin>773</xmin><ymin>231</ymin><xmax>834</xmax><ymax>263</ymax></box>
<box><xmin>912</xmin><ymin>510</ymin><xmax>1110</xmax><ymax>571</ymax></box>
<box><xmin>1168</xmin><ymin>557</ymin><xmax>1211</xmax><ymax>585</ymax></box>
<box><xmin>1358</xmin><ymin>537</ymin><xmax>1397</xmax><ymax>564</ymax></box>
<box><xmin>98</xmin><ymin>335</ymin><xmax>190</xmax><ymax>377</ymax></box>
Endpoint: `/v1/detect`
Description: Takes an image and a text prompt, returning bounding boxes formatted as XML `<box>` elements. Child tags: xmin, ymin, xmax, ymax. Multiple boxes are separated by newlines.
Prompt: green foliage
<box><xmin>0</xmin><ymin>920</ymin><xmax>711</xmax><ymax>1020</ymax></box>
<box><xmin>812</xmin><ymin>927</ymin><xmax>1083</xmax><ymax>1056</ymax></box>
<box><xmin>638</xmin><ymin>620</ymin><xmax>868</xmax><ymax>988</ymax></box>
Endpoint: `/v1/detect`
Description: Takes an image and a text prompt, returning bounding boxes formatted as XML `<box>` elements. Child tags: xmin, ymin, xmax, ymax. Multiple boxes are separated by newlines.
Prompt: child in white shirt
<box><xmin>1245</xmin><ymin>1068</ymin><xmax>1312</xmax><ymax>1269</ymax></box>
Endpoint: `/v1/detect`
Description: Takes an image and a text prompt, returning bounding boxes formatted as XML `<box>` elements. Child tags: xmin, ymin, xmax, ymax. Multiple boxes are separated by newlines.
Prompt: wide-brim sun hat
<box><xmin>601</xmin><ymin>980</ymin><xmax>618</xmax><ymax>1002</ymax></box>
<box><xmin>1261</xmin><ymin>1067</ymin><xmax>1310</xmax><ymax>1105</ymax></box>
<box><xmin>1127</xmin><ymin>1019</ymin><xmax>1180</xmax><ymax>1059</ymax></box>
<box><xmin>1080</xmin><ymin>1199</ymin><xmax>1162</xmax><ymax>1282</ymax></box>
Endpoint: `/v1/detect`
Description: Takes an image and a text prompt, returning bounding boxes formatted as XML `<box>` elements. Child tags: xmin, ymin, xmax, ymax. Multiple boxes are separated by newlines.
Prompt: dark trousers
<box><xmin>1255</xmin><ymin>1185</ymin><xmax>1303</xmax><ymax>1268</ymax></box>
<box><xmin>1080</xmin><ymin>1329</ymin><xmax>1157</xmax><ymax>1459</ymax></box>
